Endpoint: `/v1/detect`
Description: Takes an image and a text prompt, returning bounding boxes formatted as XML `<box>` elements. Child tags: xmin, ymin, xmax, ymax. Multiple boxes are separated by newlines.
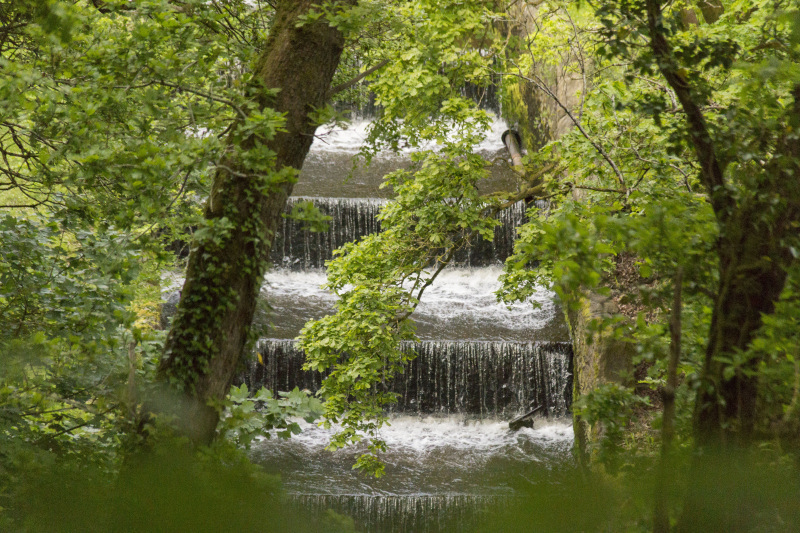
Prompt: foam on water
<box><xmin>309</xmin><ymin>116</ymin><xmax>511</xmax><ymax>157</ymax></box>
<box><xmin>262</xmin><ymin>266</ymin><xmax>560</xmax><ymax>338</ymax></box>
<box><xmin>251</xmin><ymin>416</ymin><xmax>574</xmax><ymax>496</ymax></box>
<box><xmin>310</xmin><ymin>119</ymin><xmax>373</xmax><ymax>154</ymax></box>
<box><xmin>411</xmin><ymin>267</ymin><xmax>554</xmax><ymax>323</ymax></box>
<box><xmin>270</xmin><ymin>417</ymin><xmax>572</xmax><ymax>455</ymax></box>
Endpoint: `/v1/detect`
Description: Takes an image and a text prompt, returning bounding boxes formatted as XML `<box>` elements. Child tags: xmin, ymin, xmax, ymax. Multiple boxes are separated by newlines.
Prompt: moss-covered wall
<box><xmin>502</xmin><ymin>78</ymin><xmax>552</xmax><ymax>152</ymax></box>
<box><xmin>502</xmin><ymin>7</ymin><xmax>635</xmax><ymax>461</ymax></box>
<box><xmin>565</xmin><ymin>292</ymin><xmax>635</xmax><ymax>465</ymax></box>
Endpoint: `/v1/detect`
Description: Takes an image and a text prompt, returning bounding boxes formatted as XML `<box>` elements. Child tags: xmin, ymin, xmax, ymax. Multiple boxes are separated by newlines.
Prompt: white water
<box><xmin>164</xmin><ymin>267</ymin><xmax>567</xmax><ymax>340</ymax></box>
<box><xmin>310</xmin><ymin>115</ymin><xmax>512</xmax><ymax>157</ymax></box>
<box><xmin>287</xmin><ymin>416</ymin><xmax>573</xmax><ymax>455</ymax></box>
<box><xmin>263</xmin><ymin>267</ymin><xmax>555</xmax><ymax>326</ymax></box>
<box><xmin>252</xmin><ymin>416</ymin><xmax>573</xmax><ymax>496</ymax></box>
<box><xmin>261</xmin><ymin>266</ymin><xmax>567</xmax><ymax>341</ymax></box>
<box><xmin>165</xmin><ymin>105</ymin><xmax>574</xmax><ymax>528</ymax></box>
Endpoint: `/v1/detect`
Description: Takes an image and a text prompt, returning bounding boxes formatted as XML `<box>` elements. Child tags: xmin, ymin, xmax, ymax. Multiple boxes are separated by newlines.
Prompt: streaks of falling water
<box><xmin>270</xmin><ymin>197</ymin><xmax>536</xmax><ymax>269</ymax></box>
<box><xmin>271</xmin><ymin>197</ymin><xmax>385</xmax><ymax>270</ymax></box>
<box><xmin>397</xmin><ymin>340</ymin><xmax>572</xmax><ymax>418</ymax></box>
<box><xmin>290</xmin><ymin>494</ymin><xmax>500</xmax><ymax>533</ymax></box>
<box><xmin>243</xmin><ymin>339</ymin><xmax>572</xmax><ymax>418</ymax></box>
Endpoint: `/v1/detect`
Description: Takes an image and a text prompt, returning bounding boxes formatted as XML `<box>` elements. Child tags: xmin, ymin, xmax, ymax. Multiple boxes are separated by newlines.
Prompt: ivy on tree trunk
<box><xmin>157</xmin><ymin>0</ymin><xmax>355</xmax><ymax>445</ymax></box>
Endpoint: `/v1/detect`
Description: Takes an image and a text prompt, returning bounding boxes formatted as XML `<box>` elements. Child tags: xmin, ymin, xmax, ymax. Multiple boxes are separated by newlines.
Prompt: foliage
<box><xmin>299</xmin><ymin>146</ymin><xmax>499</xmax><ymax>475</ymax></box>
<box><xmin>497</xmin><ymin>0</ymin><xmax>799</xmax><ymax>442</ymax></box>
<box><xmin>493</xmin><ymin>0</ymin><xmax>800</xmax><ymax>527</ymax></box>
<box><xmin>0</xmin><ymin>0</ymin><xmax>304</xmax><ymax>528</ymax></box>
<box><xmin>0</xmin><ymin>211</ymin><xmax>140</xmax><ymax>521</ymax></box>
<box><xmin>747</xmin><ymin>263</ymin><xmax>800</xmax><ymax>442</ymax></box>
<box><xmin>9</xmin><ymin>439</ymin><xmax>352</xmax><ymax>533</ymax></box>
<box><xmin>2</xmin><ymin>0</ymin><xmax>800</xmax><ymax>529</ymax></box>
<box><xmin>220</xmin><ymin>385</ymin><xmax>324</xmax><ymax>449</ymax></box>
<box><xmin>285</xmin><ymin>199</ymin><xmax>333</xmax><ymax>234</ymax></box>
<box><xmin>574</xmin><ymin>383</ymin><xmax>650</xmax><ymax>472</ymax></box>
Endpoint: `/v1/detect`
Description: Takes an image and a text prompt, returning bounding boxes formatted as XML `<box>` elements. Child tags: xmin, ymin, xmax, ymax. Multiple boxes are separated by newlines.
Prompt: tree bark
<box><xmin>645</xmin><ymin>0</ymin><xmax>800</xmax><ymax>451</ymax></box>
<box><xmin>156</xmin><ymin>0</ymin><xmax>355</xmax><ymax>445</ymax></box>
<box><xmin>653</xmin><ymin>268</ymin><xmax>681</xmax><ymax>533</ymax></box>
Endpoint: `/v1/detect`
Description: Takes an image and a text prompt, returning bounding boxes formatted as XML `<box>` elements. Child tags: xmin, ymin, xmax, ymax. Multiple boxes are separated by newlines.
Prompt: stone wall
<box><xmin>566</xmin><ymin>292</ymin><xmax>635</xmax><ymax>465</ymax></box>
<box><xmin>502</xmin><ymin>5</ymin><xmax>638</xmax><ymax>462</ymax></box>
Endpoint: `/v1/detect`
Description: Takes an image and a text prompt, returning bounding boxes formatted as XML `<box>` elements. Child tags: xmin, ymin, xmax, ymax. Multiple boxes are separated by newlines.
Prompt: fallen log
<box><xmin>509</xmin><ymin>405</ymin><xmax>543</xmax><ymax>431</ymax></box>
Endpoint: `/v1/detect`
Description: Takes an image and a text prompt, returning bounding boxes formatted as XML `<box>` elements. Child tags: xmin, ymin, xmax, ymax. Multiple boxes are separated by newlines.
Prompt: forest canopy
<box><xmin>1</xmin><ymin>0</ymin><xmax>799</xmax><ymax>531</ymax></box>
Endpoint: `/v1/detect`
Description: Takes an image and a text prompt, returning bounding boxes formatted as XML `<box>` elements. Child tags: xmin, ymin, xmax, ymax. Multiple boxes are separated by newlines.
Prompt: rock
<box><xmin>159</xmin><ymin>290</ymin><xmax>181</xmax><ymax>330</ymax></box>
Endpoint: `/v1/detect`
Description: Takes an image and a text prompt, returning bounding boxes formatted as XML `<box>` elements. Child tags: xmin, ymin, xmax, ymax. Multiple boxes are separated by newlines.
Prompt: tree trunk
<box><xmin>693</xmin><ymin>84</ymin><xmax>800</xmax><ymax>449</ymax></box>
<box><xmin>644</xmin><ymin>2</ymin><xmax>800</xmax><ymax>527</ymax></box>
<box><xmin>676</xmin><ymin>86</ymin><xmax>800</xmax><ymax>533</ymax></box>
<box><xmin>693</xmin><ymin>214</ymin><xmax>795</xmax><ymax>448</ymax></box>
<box><xmin>156</xmin><ymin>0</ymin><xmax>354</xmax><ymax>445</ymax></box>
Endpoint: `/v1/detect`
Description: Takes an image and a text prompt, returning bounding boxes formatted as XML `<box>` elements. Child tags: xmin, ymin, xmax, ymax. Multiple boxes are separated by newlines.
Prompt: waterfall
<box><xmin>243</xmin><ymin>114</ymin><xmax>573</xmax><ymax>533</ymax></box>
<box><xmin>271</xmin><ymin>197</ymin><xmax>385</xmax><ymax>270</ymax></box>
<box><xmin>396</xmin><ymin>340</ymin><xmax>572</xmax><ymax>417</ymax></box>
<box><xmin>243</xmin><ymin>339</ymin><xmax>572</xmax><ymax>417</ymax></box>
<box><xmin>270</xmin><ymin>197</ymin><xmax>534</xmax><ymax>269</ymax></box>
<box><xmin>292</xmin><ymin>494</ymin><xmax>501</xmax><ymax>533</ymax></box>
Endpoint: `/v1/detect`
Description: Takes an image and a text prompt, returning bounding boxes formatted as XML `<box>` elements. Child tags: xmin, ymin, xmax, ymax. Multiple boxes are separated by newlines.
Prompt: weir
<box><xmin>291</xmin><ymin>494</ymin><xmax>501</xmax><ymax>533</ymax></box>
<box><xmin>271</xmin><ymin>197</ymin><xmax>385</xmax><ymax>269</ymax></box>
<box><xmin>245</xmin><ymin>116</ymin><xmax>574</xmax><ymax>532</ymax></box>
<box><xmin>244</xmin><ymin>339</ymin><xmax>572</xmax><ymax>417</ymax></box>
<box><xmin>270</xmin><ymin>196</ymin><xmax>533</xmax><ymax>269</ymax></box>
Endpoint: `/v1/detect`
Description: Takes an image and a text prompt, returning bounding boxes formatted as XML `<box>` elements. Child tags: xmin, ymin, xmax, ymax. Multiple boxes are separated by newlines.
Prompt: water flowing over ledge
<box><xmin>242</xmin><ymin>339</ymin><xmax>572</xmax><ymax>418</ymax></box>
<box><xmin>270</xmin><ymin>197</ymin><xmax>535</xmax><ymax>269</ymax></box>
<box><xmin>289</xmin><ymin>494</ymin><xmax>500</xmax><ymax>533</ymax></box>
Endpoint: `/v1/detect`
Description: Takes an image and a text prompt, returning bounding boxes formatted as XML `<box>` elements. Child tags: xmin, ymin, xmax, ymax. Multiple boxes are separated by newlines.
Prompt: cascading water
<box><xmin>244</xmin><ymin>339</ymin><xmax>571</xmax><ymax>417</ymax></box>
<box><xmin>271</xmin><ymin>197</ymin><xmax>386</xmax><ymax>269</ymax></box>
<box><xmin>271</xmin><ymin>197</ymin><xmax>540</xmax><ymax>269</ymax></box>
<box><xmin>244</xmin><ymin>116</ymin><xmax>575</xmax><ymax>532</ymax></box>
<box><xmin>290</xmin><ymin>494</ymin><xmax>499</xmax><ymax>533</ymax></box>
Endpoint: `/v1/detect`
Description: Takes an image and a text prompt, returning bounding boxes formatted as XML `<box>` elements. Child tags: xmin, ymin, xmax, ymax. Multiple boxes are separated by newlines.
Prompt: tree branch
<box><xmin>328</xmin><ymin>59</ymin><xmax>390</xmax><ymax>98</ymax></box>
<box><xmin>496</xmin><ymin>68</ymin><xmax>628</xmax><ymax>190</ymax></box>
<box><xmin>644</xmin><ymin>0</ymin><xmax>731</xmax><ymax>221</ymax></box>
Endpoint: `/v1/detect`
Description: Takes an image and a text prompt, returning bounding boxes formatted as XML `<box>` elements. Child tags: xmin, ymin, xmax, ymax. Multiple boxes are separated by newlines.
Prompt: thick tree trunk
<box><xmin>676</xmin><ymin>218</ymin><xmax>794</xmax><ymax>532</ymax></box>
<box><xmin>156</xmin><ymin>0</ymin><xmax>354</xmax><ymax>445</ymax></box>
<box><xmin>644</xmin><ymin>2</ymin><xmax>800</xmax><ymax>527</ymax></box>
<box><xmin>693</xmin><ymin>85</ymin><xmax>800</xmax><ymax>448</ymax></box>
<box><xmin>693</xmin><ymin>214</ymin><xmax>795</xmax><ymax>447</ymax></box>
<box><xmin>676</xmin><ymin>86</ymin><xmax>800</xmax><ymax>533</ymax></box>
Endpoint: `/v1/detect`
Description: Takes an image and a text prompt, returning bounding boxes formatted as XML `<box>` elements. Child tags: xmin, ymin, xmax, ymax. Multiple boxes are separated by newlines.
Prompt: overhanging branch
<box><xmin>644</xmin><ymin>0</ymin><xmax>732</xmax><ymax>221</ymax></box>
<box><xmin>328</xmin><ymin>59</ymin><xmax>390</xmax><ymax>98</ymax></box>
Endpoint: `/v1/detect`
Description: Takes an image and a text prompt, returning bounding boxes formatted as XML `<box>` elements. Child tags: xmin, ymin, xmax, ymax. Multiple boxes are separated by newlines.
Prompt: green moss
<box><xmin>500</xmin><ymin>79</ymin><xmax>553</xmax><ymax>153</ymax></box>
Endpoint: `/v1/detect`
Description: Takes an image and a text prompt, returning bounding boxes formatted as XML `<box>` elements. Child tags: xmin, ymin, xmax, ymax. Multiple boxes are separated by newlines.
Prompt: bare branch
<box><xmin>328</xmin><ymin>59</ymin><xmax>391</xmax><ymax>98</ymax></box>
<box><xmin>495</xmin><ymin>66</ymin><xmax>628</xmax><ymax>190</ymax></box>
